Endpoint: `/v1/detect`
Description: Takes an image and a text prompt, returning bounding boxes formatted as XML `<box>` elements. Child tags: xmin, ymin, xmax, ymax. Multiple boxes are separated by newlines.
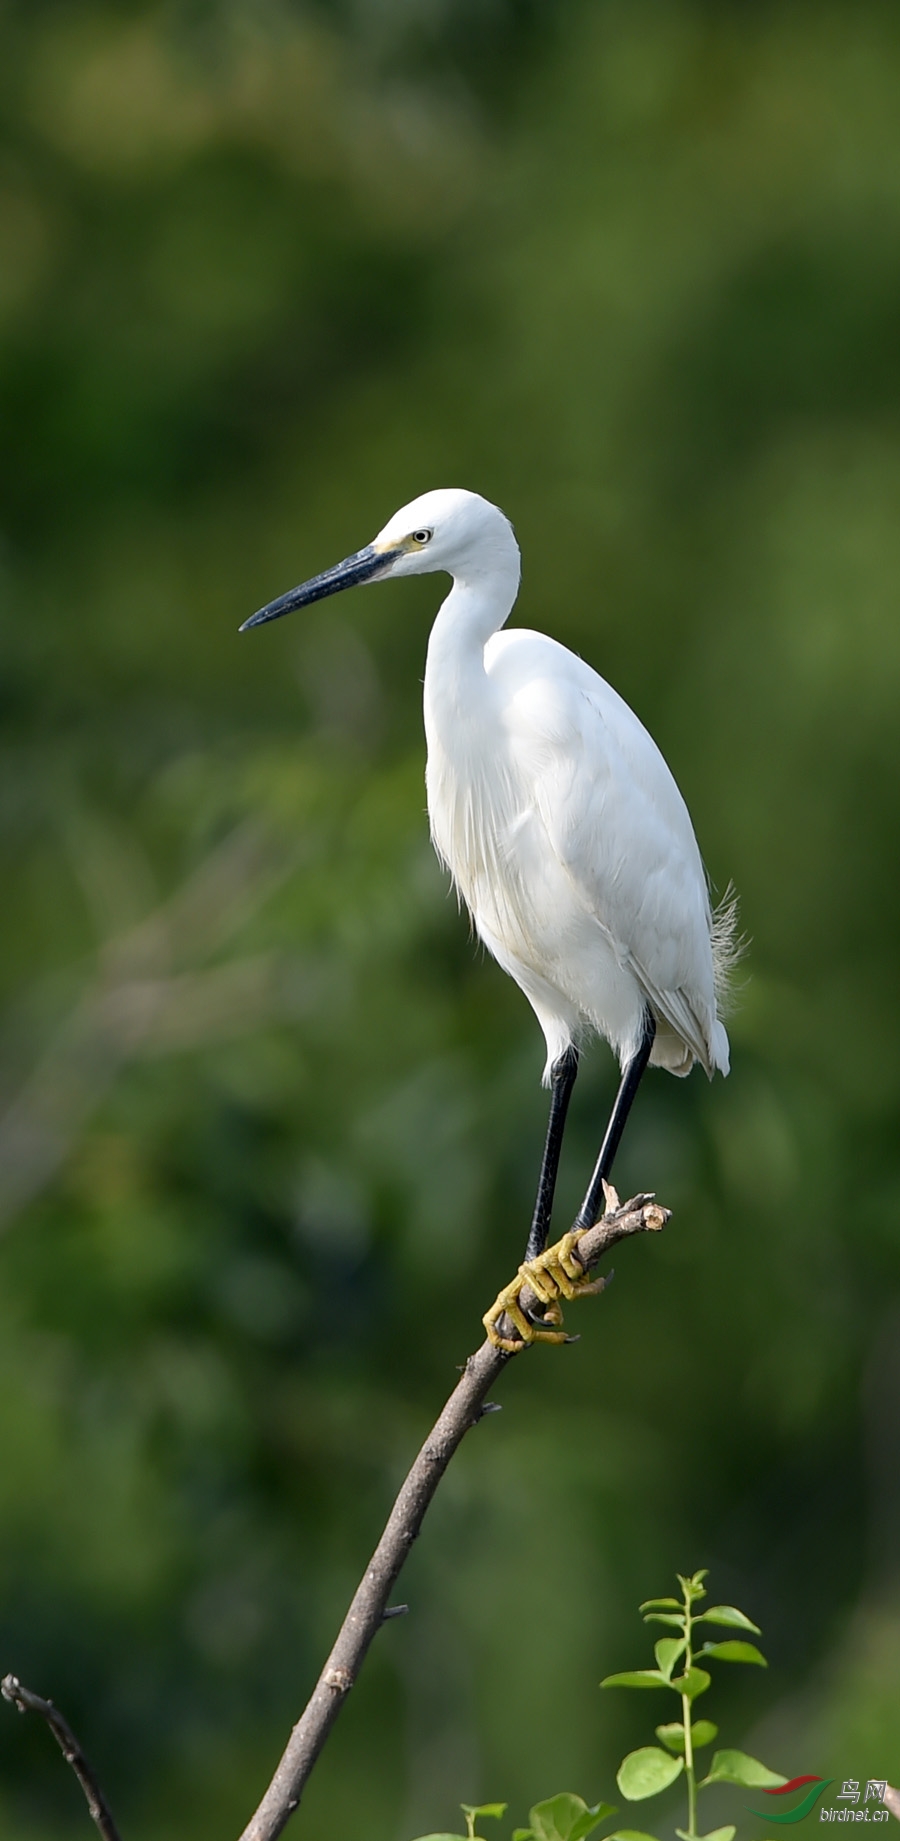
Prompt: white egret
<box><xmin>242</xmin><ymin>489</ymin><xmax>736</xmax><ymax>1347</ymax></box>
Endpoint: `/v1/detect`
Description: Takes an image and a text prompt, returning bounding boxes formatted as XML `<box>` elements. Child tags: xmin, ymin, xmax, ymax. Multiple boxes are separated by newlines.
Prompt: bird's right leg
<box><xmin>524</xmin><ymin>1044</ymin><xmax>579</xmax><ymax>1262</ymax></box>
<box><xmin>483</xmin><ymin>1046</ymin><xmax>583</xmax><ymax>1351</ymax></box>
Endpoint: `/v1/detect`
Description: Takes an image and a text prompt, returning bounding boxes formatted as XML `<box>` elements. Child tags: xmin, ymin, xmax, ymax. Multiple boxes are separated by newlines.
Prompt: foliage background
<box><xmin>1</xmin><ymin>1</ymin><xmax>899</xmax><ymax>1836</ymax></box>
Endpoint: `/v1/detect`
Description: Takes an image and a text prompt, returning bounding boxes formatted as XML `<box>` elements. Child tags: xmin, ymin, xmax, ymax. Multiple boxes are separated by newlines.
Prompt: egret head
<box><xmin>240</xmin><ymin>488</ymin><xmax>518</xmax><ymax>631</ymax></box>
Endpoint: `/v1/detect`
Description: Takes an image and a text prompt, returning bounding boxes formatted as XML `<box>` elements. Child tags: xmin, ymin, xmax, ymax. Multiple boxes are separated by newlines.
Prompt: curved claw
<box><xmin>482</xmin><ymin>1229</ymin><xmax>606</xmax><ymax>1351</ymax></box>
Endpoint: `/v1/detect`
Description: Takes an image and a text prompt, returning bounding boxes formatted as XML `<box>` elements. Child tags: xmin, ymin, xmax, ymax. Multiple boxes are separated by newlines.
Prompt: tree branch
<box><xmin>237</xmin><ymin>1191</ymin><xmax>668</xmax><ymax>1841</ymax></box>
<box><xmin>1</xmin><ymin>1673</ymin><xmax>122</xmax><ymax>1841</ymax></box>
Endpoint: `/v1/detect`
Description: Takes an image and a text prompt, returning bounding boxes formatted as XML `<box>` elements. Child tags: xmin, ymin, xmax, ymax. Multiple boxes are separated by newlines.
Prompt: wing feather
<box><xmin>488</xmin><ymin>629</ymin><xmax>727</xmax><ymax>1074</ymax></box>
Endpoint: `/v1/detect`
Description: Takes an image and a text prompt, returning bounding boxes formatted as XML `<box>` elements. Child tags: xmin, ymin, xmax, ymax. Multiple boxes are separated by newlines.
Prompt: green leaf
<box><xmin>527</xmin><ymin>1794</ymin><xmax>616</xmax><ymax>1841</ymax></box>
<box><xmin>655</xmin><ymin>1716</ymin><xmax>719</xmax><ymax>1754</ymax></box>
<box><xmin>671</xmin><ymin>1666</ymin><xmax>711</xmax><ymax>1699</ymax></box>
<box><xmin>677</xmin><ymin>1571</ymin><xmax>708</xmax><ymax>1602</ymax></box>
<box><xmin>568</xmin><ymin>1807</ymin><xmax>618</xmax><ymax>1841</ymax></box>
<box><xmin>696</xmin><ymin>1641</ymin><xmax>767</xmax><ymax>1667</ymax></box>
<box><xmin>639</xmin><ymin>1598</ymin><xmax>682</xmax><ymax>1612</ymax></box>
<box><xmin>676</xmin><ymin>1828</ymin><xmax>736</xmax><ymax>1841</ymax></box>
<box><xmin>601</xmin><ymin>1670</ymin><xmax>668</xmax><ymax>1690</ymax></box>
<box><xmin>604</xmin><ymin>1831</ymin><xmax>662</xmax><ymax>1841</ymax></box>
<box><xmin>513</xmin><ymin>1831</ymin><xmax>535</xmax><ymax>1840</ymax></box>
<box><xmin>655</xmin><ymin>1723</ymin><xmax>685</xmax><ymax>1754</ymax></box>
<box><xmin>654</xmin><ymin>1638</ymin><xmax>687</xmax><ymax>1679</ymax></box>
<box><xmin>415</xmin><ymin>1805</ymin><xmax>506</xmax><ymax>1841</ymax></box>
<box><xmin>699</xmin><ymin>1750</ymin><xmax>788</xmax><ymax>1789</ymax></box>
<box><xmin>695</xmin><ymin>1606</ymin><xmax>761</xmax><ymax>1635</ymax></box>
<box><xmin>617</xmin><ymin>1747</ymin><xmax>685</xmax><ymax>1800</ymax></box>
<box><xmin>642</xmin><ymin>1613</ymin><xmax>685</xmax><ymax>1628</ymax></box>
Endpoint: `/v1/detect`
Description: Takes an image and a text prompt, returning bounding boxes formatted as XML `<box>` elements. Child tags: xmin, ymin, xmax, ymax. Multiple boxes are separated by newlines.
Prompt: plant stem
<box><xmin>683</xmin><ymin>1690</ymin><xmax>696</xmax><ymax>1839</ymax></box>
<box><xmin>682</xmin><ymin>1581</ymin><xmax>697</xmax><ymax>1839</ymax></box>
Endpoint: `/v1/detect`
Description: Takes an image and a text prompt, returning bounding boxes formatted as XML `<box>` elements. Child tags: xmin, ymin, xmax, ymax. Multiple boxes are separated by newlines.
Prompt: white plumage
<box><xmin>375</xmin><ymin>488</ymin><xmax>732</xmax><ymax>1087</ymax></box>
<box><xmin>243</xmin><ymin>484</ymin><xmax>735</xmax><ymax>1251</ymax></box>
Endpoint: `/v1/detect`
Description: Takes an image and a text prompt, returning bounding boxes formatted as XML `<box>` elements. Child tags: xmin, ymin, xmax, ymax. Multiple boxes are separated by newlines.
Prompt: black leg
<box><xmin>572</xmin><ymin>1008</ymin><xmax>656</xmax><ymax>1232</ymax></box>
<box><xmin>524</xmin><ymin>1045</ymin><xmax>579</xmax><ymax>1262</ymax></box>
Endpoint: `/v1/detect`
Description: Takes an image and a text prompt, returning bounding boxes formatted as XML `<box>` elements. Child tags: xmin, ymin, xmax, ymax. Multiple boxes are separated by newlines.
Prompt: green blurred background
<box><xmin>1</xmin><ymin>2</ymin><xmax>899</xmax><ymax>1836</ymax></box>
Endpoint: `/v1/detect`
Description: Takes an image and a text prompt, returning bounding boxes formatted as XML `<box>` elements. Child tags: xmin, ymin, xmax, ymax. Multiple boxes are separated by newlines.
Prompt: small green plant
<box><xmin>414</xmin><ymin>1794</ymin><xmax>615</xmax><ymax>1841</ymax></box>
<box><xmin>414</xmin><ymin>1803</ymin><xmax>507</xmax><ymax>1841</ymax></box>
<box><xmin>410</xmin><ymin>1570</ymin><xmax>784</xmax><ymax>1841</ymax></box>
<box><xmin>600</xmin><ymin>1568</ymin><xmax>785</xmax><ymax>1841</ymax></box>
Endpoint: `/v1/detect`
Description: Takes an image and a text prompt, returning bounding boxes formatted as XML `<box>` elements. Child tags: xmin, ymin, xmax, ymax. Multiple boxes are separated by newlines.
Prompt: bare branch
<box><xmin>1</xmin><ymin>1673</ymin><xmax>122</xmax><ymax>1841</ymax></box>
<box><xmin>237</xmin><ymin>1191</ymin><xmax>668</xmax><ymax>1841</ymax></box>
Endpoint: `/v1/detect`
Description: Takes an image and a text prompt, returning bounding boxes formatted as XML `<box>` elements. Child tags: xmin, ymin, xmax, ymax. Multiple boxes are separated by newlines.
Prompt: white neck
<box><xmin>423</xmin><ymin>541</ymin><xmax>521</xmax><ymax>737</ymax></box>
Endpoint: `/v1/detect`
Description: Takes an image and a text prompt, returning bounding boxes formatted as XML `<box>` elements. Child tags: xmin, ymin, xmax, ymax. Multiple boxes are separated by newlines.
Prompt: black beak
<box><xmin>240</xmin><ymin>544</ymin><xmax>399</xmax><ymax>632</ymax></box>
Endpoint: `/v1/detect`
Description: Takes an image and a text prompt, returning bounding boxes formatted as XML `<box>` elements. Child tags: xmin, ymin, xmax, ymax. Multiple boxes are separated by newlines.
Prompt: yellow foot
<box><xmin>483</xmin><ymin>1226</ymin><xmax>609</xmax><ymax>1353</ymax></box>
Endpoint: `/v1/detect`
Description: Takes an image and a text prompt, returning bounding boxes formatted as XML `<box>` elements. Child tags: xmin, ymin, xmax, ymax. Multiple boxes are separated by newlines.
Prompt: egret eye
<box><xmin>412</xmin><ymin>529</ymin><xmax>433</xmax><ymax>545</ymax></box>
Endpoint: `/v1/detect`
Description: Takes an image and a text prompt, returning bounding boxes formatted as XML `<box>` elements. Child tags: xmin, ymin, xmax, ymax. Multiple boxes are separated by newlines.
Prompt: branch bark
<box><xmin>237</xmin><ymin>1191</ymin><xmax>668</xmax><ymax>1841</ymax></box>
<box><xmin>1</xmin><ymin>1673</ymin><xmax>122</xmax><ymax>1841</ymax></box>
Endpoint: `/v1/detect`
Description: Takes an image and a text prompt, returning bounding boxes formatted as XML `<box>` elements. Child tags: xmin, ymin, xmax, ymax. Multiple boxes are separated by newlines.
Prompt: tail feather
<box><xmin>711</xmin><ymin>881</ymin><xmax>745</xmax><ymax>1019</ymax></box>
